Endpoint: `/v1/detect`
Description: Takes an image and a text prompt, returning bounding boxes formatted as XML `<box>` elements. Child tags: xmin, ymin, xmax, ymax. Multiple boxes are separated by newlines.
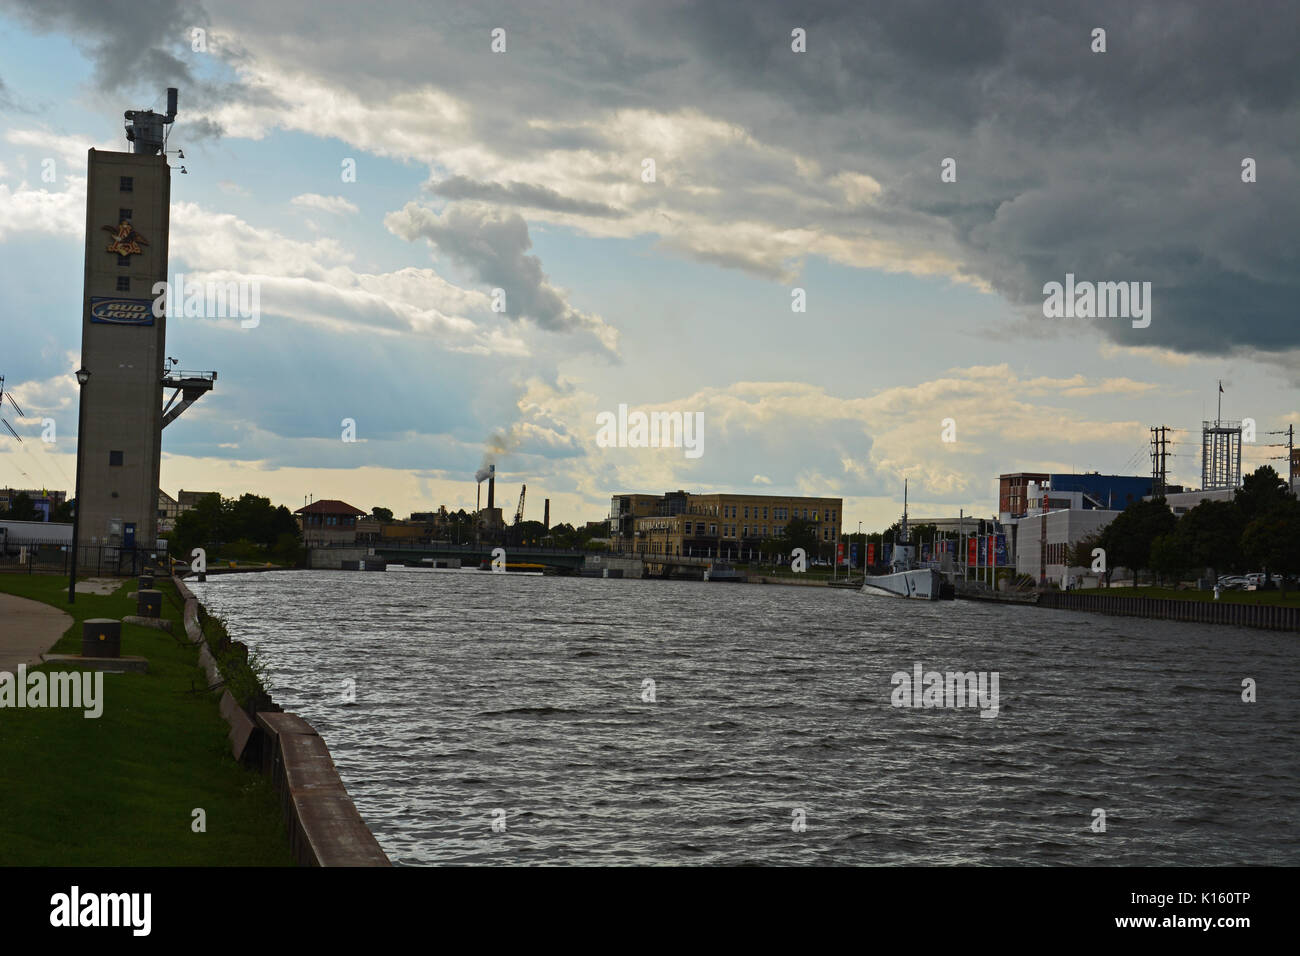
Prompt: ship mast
<box><xmin>899</xmin><ymin>479</ymin><xmax>909</xmax><ymax>544</ymax></box>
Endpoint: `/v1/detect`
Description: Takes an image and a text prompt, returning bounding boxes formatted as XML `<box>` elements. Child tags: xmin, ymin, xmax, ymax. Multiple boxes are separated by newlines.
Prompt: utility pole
<box><xmin>1150</xmin><ymin>425</ymin><xmax>1170</xmax><ymax>497</ymax></box>
<box><xmin>1263</xmin><ymin>424</ymin><xmax>1296</xmax><ymax>490</ymax></box>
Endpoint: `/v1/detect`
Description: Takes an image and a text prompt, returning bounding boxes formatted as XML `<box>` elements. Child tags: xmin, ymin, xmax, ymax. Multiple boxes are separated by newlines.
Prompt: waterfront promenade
<box><xmin>0</xmin><ymin>592</ymin><xmax>70</xmax><ymax>672</ymax></box>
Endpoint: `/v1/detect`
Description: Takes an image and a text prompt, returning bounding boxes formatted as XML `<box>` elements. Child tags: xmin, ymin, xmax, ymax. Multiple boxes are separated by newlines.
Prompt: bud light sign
<box><xmin>90</xmin><ymin>296</ymin><xmax>155</xmax><ymax>326</ymax></box>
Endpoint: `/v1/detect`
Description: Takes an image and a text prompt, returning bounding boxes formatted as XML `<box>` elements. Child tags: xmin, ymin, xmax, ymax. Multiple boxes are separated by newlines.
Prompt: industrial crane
<box><xmin>513</xmin><ymin>484</ymin><xmax>526</xmax><ymax>526</ymax></box>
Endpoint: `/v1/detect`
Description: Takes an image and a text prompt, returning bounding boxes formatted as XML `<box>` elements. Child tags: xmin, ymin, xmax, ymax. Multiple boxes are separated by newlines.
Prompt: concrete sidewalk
<box><xmin>0</xmin><ymin>593</ymin><xmax>72</xmax><ymax>672</ymax></box>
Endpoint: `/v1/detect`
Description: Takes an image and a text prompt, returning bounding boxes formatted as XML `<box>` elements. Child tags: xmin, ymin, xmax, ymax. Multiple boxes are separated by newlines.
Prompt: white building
<box><xmin>1149</xmin><ymin>487</ymin><xmax>1234</xmax><ymax>516</ymax></box>
<box><xmin>1004</xmin><ymin>481</ymin><xmax>1120</xmax><ymax>587</ymax></box>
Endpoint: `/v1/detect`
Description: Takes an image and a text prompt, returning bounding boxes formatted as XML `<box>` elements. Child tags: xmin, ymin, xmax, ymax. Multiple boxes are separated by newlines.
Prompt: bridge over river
<box><xmin>328</xmin><ymin>542</ymin><xmax>728</xmax><ymax>578</ymax></box>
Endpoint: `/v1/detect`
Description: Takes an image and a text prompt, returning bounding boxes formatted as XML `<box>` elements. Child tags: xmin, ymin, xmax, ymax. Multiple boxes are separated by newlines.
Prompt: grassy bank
<box><xmin>1073</xmin><ymin>585</ymin><xmax>1300</xmax><ymax>608</ymax></box>
<box><xmin>0</xmin><ymin>573</ymin><xmax>292</xmax><ymax>866</ymax></box>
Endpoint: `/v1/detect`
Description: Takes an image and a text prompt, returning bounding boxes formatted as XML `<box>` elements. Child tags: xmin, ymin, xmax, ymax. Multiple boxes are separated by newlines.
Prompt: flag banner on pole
<box><xmin>968</xmin><ymin>537</ymin><xmax>977</xmax><ymax>567</ymax></box>
<box><xmin>867</xmin><ymin>543</ymin><xmax>875</xmax><ymax>565</ymax></box>
<box><xmin>995</xmin><ymin>533</ymin><xmax>1008</xmax><ymax>567</ymax></box>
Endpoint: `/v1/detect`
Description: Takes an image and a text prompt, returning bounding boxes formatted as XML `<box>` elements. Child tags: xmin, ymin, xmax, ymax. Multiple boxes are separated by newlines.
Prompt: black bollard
<box><xmin>137</xmin><ymin>589</ymin><xmax>162</xmax><ymax>618</ymax></box>
<box><xmin>83</xmin><ymin>618</ymin><xmax>122</xmax><ymax>658</ymax></box>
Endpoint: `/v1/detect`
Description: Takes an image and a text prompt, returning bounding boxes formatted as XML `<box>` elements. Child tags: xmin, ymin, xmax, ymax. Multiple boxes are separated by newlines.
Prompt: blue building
<box><xmin>1048</xmin><ymin>473</ymin><xmax>1153</xmax><ymax>511</ymax></box>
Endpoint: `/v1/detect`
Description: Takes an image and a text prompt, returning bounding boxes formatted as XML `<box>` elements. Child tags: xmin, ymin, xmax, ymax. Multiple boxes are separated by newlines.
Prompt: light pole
<box><xmin>68</xmin><ymin>367</ymin><xmax>90</xmax><ymax>604</ymax></box>
<box><xmin>858</xmin><ymin>521</ymin><xmax>863</xmax><ymax>581</ymax></box>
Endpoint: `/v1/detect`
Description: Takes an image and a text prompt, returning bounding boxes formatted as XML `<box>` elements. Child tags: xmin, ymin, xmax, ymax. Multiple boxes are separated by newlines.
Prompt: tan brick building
<box><xmin>610</xmin><ymin>490</ymin><xmax>843</xmax><ymax>559</ymax></box>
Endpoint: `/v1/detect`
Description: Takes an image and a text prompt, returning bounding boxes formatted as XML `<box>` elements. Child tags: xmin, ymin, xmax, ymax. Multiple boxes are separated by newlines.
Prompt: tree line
<box><xmin>168</xmin><ymin>492</ymin><xmax>302</xmax><ymax>564</ymax></box>
<box><xmin>1072</xmin><ymin>466</ymin><xmax>1299</xmax><ymax>592</ymax></box>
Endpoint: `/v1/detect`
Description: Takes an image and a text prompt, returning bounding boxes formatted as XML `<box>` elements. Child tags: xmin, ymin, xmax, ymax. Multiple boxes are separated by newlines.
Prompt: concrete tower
<box><xmin>74</xmin><ymin>92</ymin><xmax>176</xmax><ymax>564</ymax></box>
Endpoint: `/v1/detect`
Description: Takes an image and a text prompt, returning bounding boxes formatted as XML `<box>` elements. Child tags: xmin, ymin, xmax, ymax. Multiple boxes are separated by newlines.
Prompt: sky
<box><xmin>0</xmin><ymin>0</ymin><xmax>1296</xmax><ymax>532</ymax></box>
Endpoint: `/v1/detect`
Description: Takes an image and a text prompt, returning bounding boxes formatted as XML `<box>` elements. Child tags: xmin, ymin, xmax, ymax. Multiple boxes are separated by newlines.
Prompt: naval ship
<box><xmin>862</xmin><ymin>481</ymin><xmax>947</xmax><ymax>600</ymax></box>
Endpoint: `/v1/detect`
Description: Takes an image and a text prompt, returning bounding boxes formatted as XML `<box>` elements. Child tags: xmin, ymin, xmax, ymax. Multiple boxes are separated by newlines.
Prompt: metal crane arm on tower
<box><xmin>161</xmin><ymin>370</ymin><xmax>216</xmax><ymax>428</ymax></box>
<box><xmin>514</xmin><ymin>484</ymin><xmax>526</xmax><ymax>525</ymax></box>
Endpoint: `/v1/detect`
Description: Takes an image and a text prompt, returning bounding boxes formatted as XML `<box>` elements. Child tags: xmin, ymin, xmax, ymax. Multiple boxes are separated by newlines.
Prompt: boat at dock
<box><xmin>862</xmin><ymin>480</ymin><xmax>952</xmax><ymax>601</ymax></box>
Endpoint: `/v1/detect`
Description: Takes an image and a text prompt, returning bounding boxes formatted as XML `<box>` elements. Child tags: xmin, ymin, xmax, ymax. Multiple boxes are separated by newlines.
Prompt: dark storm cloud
<box><xmin>0</xmin><ymin>0</ymin><xmax>204</xmax><ymax>90</ymax></box>
<box><xmin>11</xmin><ymin>0</ymin><xmax>1298</xmax><ymax>357</ymax></box>
<box><xmin>657</xmin><ymin>0</ymin><xmax>1300</xmax><ymax>355</ymax></box>
<box><xmin>427</xmin><ymin>176</ymin><xmax>626</xmax><ymax>218</ymax></box>
<box><xmin>386</xmin><ymin>201</ymin><xmax>620</xmax><ymax>357</ymax></box>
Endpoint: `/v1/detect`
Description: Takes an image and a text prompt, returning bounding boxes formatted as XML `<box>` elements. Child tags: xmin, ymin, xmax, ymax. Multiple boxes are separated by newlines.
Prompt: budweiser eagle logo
<box><xmin>103</xmin><ymin>220</ymin><xmax>149</xmax><ymax>257</ymax></box>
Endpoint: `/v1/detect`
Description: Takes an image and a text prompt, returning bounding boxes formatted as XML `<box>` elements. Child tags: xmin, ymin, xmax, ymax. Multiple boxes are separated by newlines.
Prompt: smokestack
<box><xmin>488</xmin><ymin>474</ymin><xmax>495</xmax><ymax>510</ymax></box>
<box><xmin>166</xmin><ymin>87</ymin><xmax>179</xmax><ymax>122</ymax></box>
<box><xmin>544</xmin><ymin>498</ymin><xmax>550</xmax><ymax>530</ymax></box>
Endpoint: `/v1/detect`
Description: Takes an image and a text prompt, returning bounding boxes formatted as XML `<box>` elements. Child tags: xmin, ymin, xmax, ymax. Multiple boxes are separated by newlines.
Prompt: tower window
<box><xmin>116</xmin><ymin>276</ymin><xmax>130</xmax><ymax>291</ymax></box>
<box><xmin>120</xmin><ymin>176</ymin><xmax>133</xmax><ymax>192</ymax></box>
<box><xmin>118</xmin><ymin>255</ymin><xmax>131</xmax><ymax>267</ymax></box>
<box><xmin>118</xmin><ymin>208</ymin><xmax>132</xmax><ymax>222</ymax></box>
<box><xmin>109</xmin><ymin>450</ymin><xmax>124</xmax><ymax>466</ymax></box>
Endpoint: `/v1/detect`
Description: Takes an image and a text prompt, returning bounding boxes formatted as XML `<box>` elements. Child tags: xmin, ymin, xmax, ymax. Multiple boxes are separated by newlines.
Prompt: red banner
<box><xmin>837</xmin><ymin>542</ymin><xmax>845</xmax><ymax>566</ymax></box>
<box><xmin>987</xmin><ymin>535</ymin><xmax>995</xmax><ymax>568</ymax></box>
<box><xmin>968</xmin><ymin>537</ymin><xmax>977</xmax><ymax>566</ymax></box>
<box><xmin>867</xmin><ymin>543</ymin><xmax>876</xmax><ymax>565</ymax></box>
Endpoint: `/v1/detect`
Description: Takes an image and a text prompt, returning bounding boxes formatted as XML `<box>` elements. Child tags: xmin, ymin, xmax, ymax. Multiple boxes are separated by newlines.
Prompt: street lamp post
<box><xmin>68</xmin><ymin>367</ymin><xmax>90</xmax><ymax>604</ymax></box>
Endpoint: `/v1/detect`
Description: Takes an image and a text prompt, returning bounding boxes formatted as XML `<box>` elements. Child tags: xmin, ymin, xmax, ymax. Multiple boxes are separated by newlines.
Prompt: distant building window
<box><xmin>120</xmin><ymin>176</ymin><xmax>133</xmax><ymax>192</ymax></box>
<box><xmin>118</xmin><ymin>255</ymin><xmax>131</xmax><ymax>267</ymax></box>
<box><xmin>763</xmin><ymin>508</ymin><xmax>768</xmax><ymax>519</ymax></box>
<box><xmin>710</xmin><ymin>524</ymin><xmax>717</xmax><ymax>535</ymax></box>
<box><xmin>116</xmin><ymin>276</ymin><xmax>130</xmax><ymax>291</ymax></box>
<box><xmin>109</xmin><ymin>450</ymin><xmax>123</xmax><ymax>466</ymax></box>
<box><xmin>743</xmin><ymin>507</ymin><xmax>749</xmax><ymax>519</ymax></box>
<box><xmin>119</xmin><ymin>208</ymin><xmax>132</xmax><ymax>222</ymax></box>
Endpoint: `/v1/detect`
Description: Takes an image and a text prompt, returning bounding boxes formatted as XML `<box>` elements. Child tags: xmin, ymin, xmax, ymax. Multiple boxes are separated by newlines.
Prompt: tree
<box><xmin>6</xmin><ymin>492</ymin><xmax>37</xmax><ymax>521</ymax></box>
<box><xmin>1069</xmin><ymin>532</ymin><xmax>1104</xmax><ymax>576</ymax></box>
<box><xmin>228</xmin><ymin>493</ymin><xmax>275</xmax><ymax>545</ymax></box>
<box><xmin>371</xmin><ymin>506</ymin><xmax>394</xmax><ymax>523</ymax></box>
<box><xmin>1174</xmin><ymin>499</ymin><xmax>1243</xmax><ymax>584</ymax></box>
<box><xmin>1235</xmin><ymin>465</ymin><xmax>1293</xmax><ymax>527</ymax></box>
<box><xmin>1149</xmin><ymin>534</ymin><xmax>1188</xmax><ymax>586</ymax></box>
<box><xmin>1241</xmin><ymin>498</ymin><xmax>1300</xmax><ymax>596</ymax></box>
<box><xmin>52</xmin><ymin>499</ymin><xmax>73</xmax><ymax>522</ymax></box>
<box><xmin>782</xmin><ymin>517</ymin><xmax>820</xmax><ymax>559</ymax></box>
<box><xmin>1100</xmin><ymin>498</ymin><xmax>1176</xmax><ymax>584</ymax></box>
<box><xmin>167</xmin><ymin>492</ymin><xmax>300</xmax><ymax>562</ymax></box>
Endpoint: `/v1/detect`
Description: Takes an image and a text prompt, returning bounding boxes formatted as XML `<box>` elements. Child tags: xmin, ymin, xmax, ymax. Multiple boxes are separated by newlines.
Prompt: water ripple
<box><xmin>191</xmin><ymin>569</ymin><xmax>1300</xmax><ymax>866</ymax></box>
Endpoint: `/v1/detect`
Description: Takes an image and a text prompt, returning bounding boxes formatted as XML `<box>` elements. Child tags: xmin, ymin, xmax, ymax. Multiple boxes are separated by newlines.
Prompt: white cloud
<box><xmin>4</xmin><ymin>128</ymin><xmax>117</xmax><ymax>175</ymax></box>
<box><xmin>0</xmin><ymin>177</ymin><xmax>85</xmax><ymax>241</ymax></box>
<box><xmin>290</xmin><ymin>192</ymin><xmax>359</xmax><ymax>215</ymax></box>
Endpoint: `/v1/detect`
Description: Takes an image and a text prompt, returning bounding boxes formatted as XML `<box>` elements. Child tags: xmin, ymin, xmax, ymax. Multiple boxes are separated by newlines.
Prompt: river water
<box><xmin>190</xmin><ymin>569</ymin><xmax>1298</xmax><ymax>866</ymax></box>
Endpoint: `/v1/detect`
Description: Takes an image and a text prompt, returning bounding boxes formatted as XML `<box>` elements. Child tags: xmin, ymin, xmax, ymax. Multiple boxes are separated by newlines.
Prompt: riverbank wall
<box><xmin>173</xmin><ymin>575</ymin><xmax>390</xmax><ymax>865</ymax></box>
<box><xmin>1038</xmin><ymin>591</ymin><xmax>1300</xmax><ymax>632</ymax></box>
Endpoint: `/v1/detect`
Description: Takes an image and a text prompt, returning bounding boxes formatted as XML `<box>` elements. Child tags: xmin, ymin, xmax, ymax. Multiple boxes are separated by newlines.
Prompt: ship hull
<box><xmin>862</xmin><ymin>568</ymin><xmax>942</xmax><ymax>600</ymax></box>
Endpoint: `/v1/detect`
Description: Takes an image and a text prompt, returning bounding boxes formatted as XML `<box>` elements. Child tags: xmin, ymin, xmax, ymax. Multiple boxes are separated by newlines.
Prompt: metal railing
<box><xmin>0</xmin><ymin>541</ymin><xmax>168</xmax><ymax>577</ymax></box>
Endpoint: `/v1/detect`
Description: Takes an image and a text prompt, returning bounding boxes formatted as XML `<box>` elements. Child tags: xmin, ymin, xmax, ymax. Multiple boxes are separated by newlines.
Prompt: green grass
<box><xmin>1073</xmin><ymin>585</ymin><xmax>1300</xmax><ymax>607</ymax></box>
<box><xmin>0</xmin><ymin>573</ymin><xmax>293</xmax><ymax>866</ymax></box>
